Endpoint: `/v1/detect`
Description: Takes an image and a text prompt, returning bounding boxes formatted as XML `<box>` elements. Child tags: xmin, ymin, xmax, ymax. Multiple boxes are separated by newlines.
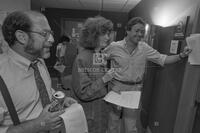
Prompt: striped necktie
<box><xmin>31</xmin><ymin>61</ymin><xmax>51</xmax><ymax>107</ymax></box>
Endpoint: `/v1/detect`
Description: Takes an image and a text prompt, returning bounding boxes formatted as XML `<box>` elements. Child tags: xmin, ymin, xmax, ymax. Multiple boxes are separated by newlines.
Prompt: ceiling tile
<box><xmin>32</xmin><ymin>0</ymin><xmax>141</xmax><ymax>12</ymax></box>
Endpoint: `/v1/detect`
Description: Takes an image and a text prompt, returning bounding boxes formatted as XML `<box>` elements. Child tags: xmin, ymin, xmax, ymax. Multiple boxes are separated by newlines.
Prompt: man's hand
<box><xmin>179</xmin><ymin>46</ymin><xmax>192</xmax><ymax>58</ymax></box>
<box><xmin>36</xmin><ymin>104</ymin><xmax>65</xmax><ymax>131</ymax></box>
<box><xmin>63</xmin><ymin>97</ymin><xmax>77</xmax><ymax>108</ymax></box>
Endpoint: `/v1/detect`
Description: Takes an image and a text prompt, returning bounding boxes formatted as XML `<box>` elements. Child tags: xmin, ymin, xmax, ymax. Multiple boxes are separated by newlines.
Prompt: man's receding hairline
<box><xmin>23</xmin><ymin>11</ymin><xmax>44</xmax><ymax>17</ymax></box>
<box><xmin>24</xmin><ymin>11</ymin><xmax>46</xmax><ymax>23</ymax></box>
<box><xmin>23</xmin><ymin>11</ymin><xmax>48</xmax><ymax>30</ymax></box>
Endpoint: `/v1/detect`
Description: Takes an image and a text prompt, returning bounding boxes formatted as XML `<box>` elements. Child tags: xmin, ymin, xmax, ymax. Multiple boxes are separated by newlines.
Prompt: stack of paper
<box><xmin>186</xmin><ymin>34</ymin><xmax>200</xmax><ymax>65</ymax></box>
<box><xmin>60</xmin><ymin>103</ymin><xmax>88</xmax><ymax>133</ymax></box>
<box><xmin>104</xmin><ymin>91</ymin><xmax>141</xmax><ymax>109</ymax></box>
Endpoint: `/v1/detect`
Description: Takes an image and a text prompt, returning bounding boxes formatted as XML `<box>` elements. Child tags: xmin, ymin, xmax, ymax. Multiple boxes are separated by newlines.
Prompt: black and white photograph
<box><xmin>0</xmin><ymin>0</ymin><xmax>199</xmax><ymax>133</ymax></box>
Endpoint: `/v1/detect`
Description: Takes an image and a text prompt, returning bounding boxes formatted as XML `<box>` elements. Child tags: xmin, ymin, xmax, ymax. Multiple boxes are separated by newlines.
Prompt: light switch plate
<box><xmin>170</xmin><ymin>40</ymin><xmax>179</xmax><ymax>54</ymax></box>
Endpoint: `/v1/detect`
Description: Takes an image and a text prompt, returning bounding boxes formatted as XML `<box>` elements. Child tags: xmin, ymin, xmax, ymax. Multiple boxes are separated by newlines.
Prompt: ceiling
<box><xmin>33</xmin><ymin>0</ymin><xmax>141</xmax><ymax>12</ymax></box>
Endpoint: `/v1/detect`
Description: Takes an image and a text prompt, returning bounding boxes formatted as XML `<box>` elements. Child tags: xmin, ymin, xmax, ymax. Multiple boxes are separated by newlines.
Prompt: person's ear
<box><xmin>15</xmin><ymin>30</ymin><xmax>29</xmax><ymax>45</ymax></box>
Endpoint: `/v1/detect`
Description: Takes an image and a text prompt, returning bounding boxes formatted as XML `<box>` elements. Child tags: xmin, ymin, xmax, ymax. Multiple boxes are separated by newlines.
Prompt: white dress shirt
<box><xmin>0</xmin><ymin>47</ymin><xmax>55</xmax><ymax>133</ymax></box>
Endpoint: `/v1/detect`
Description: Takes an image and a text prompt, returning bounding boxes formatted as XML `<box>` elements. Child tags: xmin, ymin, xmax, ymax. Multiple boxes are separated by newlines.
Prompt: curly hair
<box><xmin>79</xmin><ymin>16</ymin><xmax>113</xmax><ymax>50</ymax></box>
<box><xmin>2</xmin><ymin>11</ymin><xmax>32</xmax><ymax>47</ymax></box>
<box><xmin>126</xmin><ymin>17</ymin><xmax>146</xmax><ymax>31</ymax></box>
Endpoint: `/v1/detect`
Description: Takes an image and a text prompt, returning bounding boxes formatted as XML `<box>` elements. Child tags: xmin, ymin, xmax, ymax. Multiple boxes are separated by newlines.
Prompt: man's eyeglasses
<box><xmin>27</xmin><ymin>30</ymin><xmax>54</xmax><ymax>39</ymax></box>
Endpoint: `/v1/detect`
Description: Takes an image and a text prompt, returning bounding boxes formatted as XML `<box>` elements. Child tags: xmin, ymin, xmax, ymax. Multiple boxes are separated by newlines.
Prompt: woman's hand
<box><xmin>102</xmin><ymin>68</ymin><xmax>116</xmax><ymax>83</ymax></box>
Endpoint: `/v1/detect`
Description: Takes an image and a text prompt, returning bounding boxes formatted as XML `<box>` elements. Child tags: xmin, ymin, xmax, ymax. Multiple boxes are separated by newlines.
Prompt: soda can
<box><xmin>49</xmin><ymin>91</ymin><xmax>65</xmax><ymax>112</ymax></box>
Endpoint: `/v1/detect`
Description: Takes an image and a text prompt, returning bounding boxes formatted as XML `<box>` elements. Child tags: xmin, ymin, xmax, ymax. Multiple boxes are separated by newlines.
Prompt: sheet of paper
<box><xmin>104</xmin><ymin>91</ymin><xmax>141</xmax><ymax>109</ymax></box>
<box><xmin>186</xmin><ymin>34</ymin><xmax>200</xmax><ymax>65</ymax></box>
<box><xmin>60</xmin><ymin>103</ymin><xmax>88</xmax><ymax>133</ymax></box>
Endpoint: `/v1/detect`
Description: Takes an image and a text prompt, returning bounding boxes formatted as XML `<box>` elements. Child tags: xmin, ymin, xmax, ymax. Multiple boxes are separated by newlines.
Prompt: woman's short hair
<box><xmin>2</xmin><ymin>11</ymin><xmax>32</xmax><ymax>47</ymax></box>
<box><xmin>126</xmin><ymin>17</ymin><xmax>146</xmax><ymax>31</ymax></box>
<box><xmin>79</xmin><ymin>16</ymin><xmax>113</xmax><ymax>50</ymax></box>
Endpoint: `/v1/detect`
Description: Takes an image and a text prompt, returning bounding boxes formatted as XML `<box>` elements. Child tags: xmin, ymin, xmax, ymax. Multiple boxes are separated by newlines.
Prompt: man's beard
<box><xmin>24</xmin><ymin>38</ymin><xmax>41</xmax><ymax>58</ymax></box>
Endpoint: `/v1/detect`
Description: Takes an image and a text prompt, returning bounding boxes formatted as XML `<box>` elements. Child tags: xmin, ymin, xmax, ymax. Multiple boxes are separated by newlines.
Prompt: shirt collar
<box><xmin>123</xmin><ymin>38</ymin><xmax>131</xmax><ymax>49</ymax></box>
<box><xmin>121</xmin><ymin>38</ymin><xmax>126</xmax><ymax>47</ymax></box>
<box><xmin>7</xmin><ymin>47</ymin><xmax>44</xmax><ymax>72</ymax></box>
<box><xmin>123</xmin><ymin>38</ymin><xmax>140</xmax><ymax>55</ymax></box>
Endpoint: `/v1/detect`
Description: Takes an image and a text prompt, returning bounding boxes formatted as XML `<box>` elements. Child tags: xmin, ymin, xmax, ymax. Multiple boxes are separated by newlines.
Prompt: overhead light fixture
<box><xmin>152</xmin><ymin>7</ymin><xmax>174</xmax><ymax>27</ymax></box>
<box><xmin>151</xmin><ymin>3</ymin><xmax>193</xmax><ymax>27</ymax></box>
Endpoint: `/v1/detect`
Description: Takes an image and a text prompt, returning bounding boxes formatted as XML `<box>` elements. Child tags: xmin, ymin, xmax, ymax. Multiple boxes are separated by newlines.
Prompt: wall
<box><xmin>128</xmin><ymin>0</ymin><xmax>200</xmax><ymax>133</ymax></box>
<box><xmin>43</xmin><ymin>8</ymin><xmax>128</xmax><ymax>75</ymax></box>
<box><xmin>0</xmin><ymin>0</ymin><xmax>31</xmax><ymax>53</ymax></box>
<box><xmin>129</xmin><ymin>0</ymin><xmax>198</xmax><ymax>27</ymax></box>
<box><xmin>0</xmin><ymin>0</ymin><xmax>30</xmax><ymax>25</ymax></box>
<box><xmin>0</xmin><ymin>0</ymin><xmax>30</xmax><ymax>12</ymax></box>
<box><xmin>30</xmin><ymin>0</ymin><xmax>40</xmax><ymax>11</ymax></box>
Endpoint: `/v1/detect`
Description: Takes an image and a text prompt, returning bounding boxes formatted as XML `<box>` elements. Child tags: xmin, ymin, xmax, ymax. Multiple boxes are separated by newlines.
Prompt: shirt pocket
<box><xmin>112</xmin><ymin>55</ymin><xmax>129</xmax><ymax>69</ymax></box>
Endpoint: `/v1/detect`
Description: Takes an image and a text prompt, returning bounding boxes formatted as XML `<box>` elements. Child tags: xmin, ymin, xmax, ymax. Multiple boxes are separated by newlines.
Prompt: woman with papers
<box><xmin>72</xmin><ymin>16</ymin><xmax>115</xmax><ymax>133</ymax></box>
